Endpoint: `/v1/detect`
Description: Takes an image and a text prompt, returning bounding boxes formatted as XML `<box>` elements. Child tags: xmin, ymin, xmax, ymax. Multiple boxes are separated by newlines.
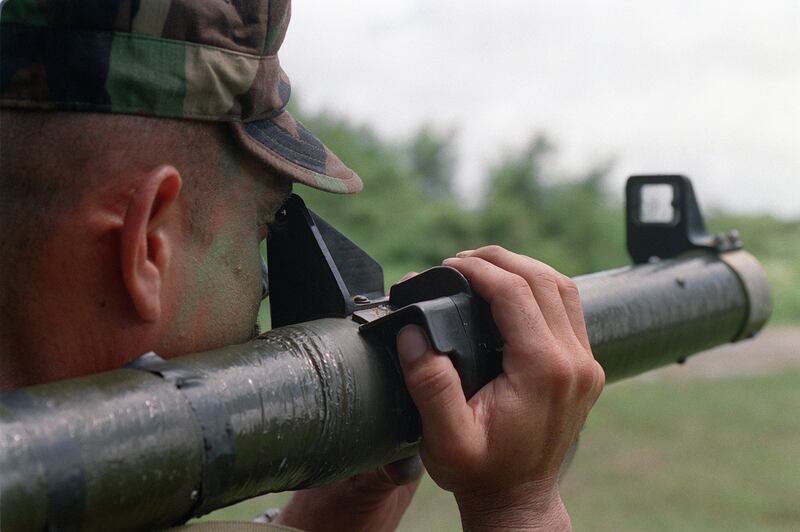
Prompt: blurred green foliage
<box><xmin>285</xmin><ymin>105</ymin><xmax>799</xmax><ymax>323</ymax></box>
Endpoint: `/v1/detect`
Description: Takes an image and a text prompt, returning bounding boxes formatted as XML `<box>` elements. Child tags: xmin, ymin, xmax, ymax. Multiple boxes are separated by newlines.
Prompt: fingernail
<box><xmin>456</xmin><ymin>249</ymin><xmax>475</xmax><ymax>258</ymax></box>
<box><xmin>397</xmin><ymin>325</ymin><xmax>428</xmax><ymax>363</ymax></box>
<box><xmin>377</xmin><ymin>455</ymin><xmax>425</xmax><ymax>485</ymax></box>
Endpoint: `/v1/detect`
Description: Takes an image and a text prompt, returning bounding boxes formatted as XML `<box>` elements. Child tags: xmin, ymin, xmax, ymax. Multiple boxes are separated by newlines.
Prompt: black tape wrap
<box><xmin>125</xmin><ymin>352</ymin><xmax>236</xmax><ymax>518</ymax></box>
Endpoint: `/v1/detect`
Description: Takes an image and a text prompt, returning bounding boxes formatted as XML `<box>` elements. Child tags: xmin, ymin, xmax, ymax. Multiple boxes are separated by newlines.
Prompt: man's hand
<box><xmin>273</xmin><ymin>271</ymin><xmax>428</xmax><ymax>532</ymax></box>
<box><xmin>396</xmin><ymin>246</ymin><xmax>605</xmax><ymax>531</ymax></box>
<box><xmin>273</xmin><ymin>455</ymin><xmax>423</xmax><ymax>532</ymax></box>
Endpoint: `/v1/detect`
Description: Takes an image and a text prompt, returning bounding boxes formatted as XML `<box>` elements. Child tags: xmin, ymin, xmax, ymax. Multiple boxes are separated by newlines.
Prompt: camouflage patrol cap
<box><xmin>0</xmin><ymin>0</ymin><xmax>362</xmax><ymax>194</ymax></box>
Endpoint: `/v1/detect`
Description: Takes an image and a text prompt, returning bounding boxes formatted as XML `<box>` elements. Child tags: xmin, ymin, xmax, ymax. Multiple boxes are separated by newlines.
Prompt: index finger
<box><xmin>463</xmin><ymin>247</ymin><xmax>592</xmax><ymax>353</ymax></box>
<box><xmin>442</xmin><ymin>256</ymin><xmax>556</xmax><ymax>370</ymax></box>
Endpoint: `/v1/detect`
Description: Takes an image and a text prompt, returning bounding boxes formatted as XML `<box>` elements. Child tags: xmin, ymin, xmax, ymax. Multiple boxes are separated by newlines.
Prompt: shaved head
<box><xmin>3</xmin><ymin>111</ymin><xmax>230</xmax><ymax>247</ymax></box>
<box><xmin>0</xmin><ymin>109</ymin><xmax>289</xmax><ymax>268</ymax></box>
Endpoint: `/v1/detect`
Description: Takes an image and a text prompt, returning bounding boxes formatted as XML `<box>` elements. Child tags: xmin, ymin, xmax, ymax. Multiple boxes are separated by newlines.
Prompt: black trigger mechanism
<box><xmin>266</xmin><ymin>194</ymin><xmax>502</xmax><ymax>399</ymax></box>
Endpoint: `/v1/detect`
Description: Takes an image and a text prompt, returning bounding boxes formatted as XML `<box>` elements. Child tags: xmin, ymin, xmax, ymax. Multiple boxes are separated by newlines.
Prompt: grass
<box><xmin>562</xmin><ymin>370</ymin><xmax>800</xmax><ymax>531</ymax></box>
<box><xmin>199</xmin><ymin>368</ymin><xmax>800</xmax><ymax>531</ymax></box>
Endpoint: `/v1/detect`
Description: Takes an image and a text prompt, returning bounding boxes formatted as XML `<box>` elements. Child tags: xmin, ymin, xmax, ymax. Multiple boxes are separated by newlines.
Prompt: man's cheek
<box><xmin>206</xmin><ymin>260</ymin><xmax>262</xmax><ymax>342</ymax></box>
<box><xmin>163</xmin><ymin>242</ymin><xmax>261</xmax><ymax>352</ymax></box>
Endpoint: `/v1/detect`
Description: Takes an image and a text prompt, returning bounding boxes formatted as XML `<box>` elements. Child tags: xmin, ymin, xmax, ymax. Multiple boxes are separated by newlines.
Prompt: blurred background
<box><xmin>203</xmin><ymin>2</ymin><xmax>799</xmax><ymax>530</ymax></box>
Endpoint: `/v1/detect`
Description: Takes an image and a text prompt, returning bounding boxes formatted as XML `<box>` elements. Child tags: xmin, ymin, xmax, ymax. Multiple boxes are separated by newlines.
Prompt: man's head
<box><xmin>0</xmin><ymin>0</ymin><xmax>361</xmax><ymax>388</ymax></box>
<box><xmin>0</xmin><ymin>109</ymin><xmax>291</xmax><ymax>386</ymax></box>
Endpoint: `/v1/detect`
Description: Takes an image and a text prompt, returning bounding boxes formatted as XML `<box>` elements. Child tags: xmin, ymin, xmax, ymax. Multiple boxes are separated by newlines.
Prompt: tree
<box><xmin>407</xmin><ymin>125</ymin><xmax>457</xmax><ymax>199</ymax></box>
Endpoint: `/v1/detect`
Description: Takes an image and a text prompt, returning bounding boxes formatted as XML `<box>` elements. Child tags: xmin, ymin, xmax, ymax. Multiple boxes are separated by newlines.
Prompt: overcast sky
<box><xmin>281</xmin><ymin>1</ymin><xmax>799</xmax><ymax>218</ymax></box>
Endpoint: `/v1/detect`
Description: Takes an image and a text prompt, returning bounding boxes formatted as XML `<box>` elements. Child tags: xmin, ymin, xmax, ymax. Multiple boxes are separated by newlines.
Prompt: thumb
<box><xmin>396</xmin><ymin>325</ymin><xmax>473</xmax><ymax>443</ymax></box>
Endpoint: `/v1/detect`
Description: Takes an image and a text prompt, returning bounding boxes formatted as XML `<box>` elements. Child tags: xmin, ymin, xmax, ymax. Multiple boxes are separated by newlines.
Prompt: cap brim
<box><xmin>231</xmin><ymin>110</ymin><xmax>363</xmax><ymax>194</ymax></box>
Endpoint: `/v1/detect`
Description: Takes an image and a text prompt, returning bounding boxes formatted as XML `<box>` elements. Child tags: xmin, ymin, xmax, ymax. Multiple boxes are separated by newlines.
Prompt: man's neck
<box><xmin>0</xmin><ymin>291</ymin><xmax>146</xmax><ymax>389</ymax></box>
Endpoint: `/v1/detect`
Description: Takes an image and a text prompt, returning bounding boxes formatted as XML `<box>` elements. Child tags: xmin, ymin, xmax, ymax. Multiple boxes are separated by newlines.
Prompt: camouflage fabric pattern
<box><xmin>0</xmin><ymin>0</ymin><xmax>362</xmax><ymax>194</ymax></box>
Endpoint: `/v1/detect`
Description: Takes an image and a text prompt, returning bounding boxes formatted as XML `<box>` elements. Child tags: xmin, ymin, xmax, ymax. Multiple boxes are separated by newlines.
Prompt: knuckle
<box><xmin>575</xmin><ymin>361</ymin><xmax>599</xmax><ymax>395</ymax></box>
<box><xmin>497</xmin><ymin>273</ymin><xmax>533</xmax><ymax>301</ymax></box>
<box><xmin>542</xmin><ymin>356</ymin><xmax>575</xmax><ymax>390</ymax></box>
<box><xmin>524</xmin><ymin>256</ymin><xmax>557</xmax><ymax>275</ymax></box>
<box><xmin>561</xmin><ymin>286</ymin><xmax>583</xmax><ymax>312</ymax></box>
<box><xmin>532</xmin><ymin>270</ymin><xmax>560</xmax><ymax>291</ymax></box>
<box><xmin>457</xmin><ymin>255</ymin><xmax>490</xmax><ymax>274</ymax></box>
<box><xmin>477</xmin><ymin>244</ymin><xmax>507</xmax><ymax>260</ymax></box>
<box><xmin>593</xmin><ymin>361</ymin><xmax>606</xmax><ymax>394</ymax></box>
<box><xmin>410</xmin><ymin>363</ymin><xmax>459</xmax><ymax>405</ymax></box>
<box><xmin>559</xmin><ymin>277</ymin><xmax>580</xmax><ymax>298</ymax></box>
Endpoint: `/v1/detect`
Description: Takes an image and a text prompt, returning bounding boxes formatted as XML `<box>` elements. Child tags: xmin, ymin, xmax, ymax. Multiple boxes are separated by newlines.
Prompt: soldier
<box><xmin>0</xmin><ymin>1</ymin><xmax>604</xmax><ymax>530</ymax></box>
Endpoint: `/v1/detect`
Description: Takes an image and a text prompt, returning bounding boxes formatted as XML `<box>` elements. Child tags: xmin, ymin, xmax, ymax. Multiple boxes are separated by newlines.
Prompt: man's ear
<box><xmin>120</xmin><ymin>165</ymin><xmax>183</xmax><ymax>322</ymax></box>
